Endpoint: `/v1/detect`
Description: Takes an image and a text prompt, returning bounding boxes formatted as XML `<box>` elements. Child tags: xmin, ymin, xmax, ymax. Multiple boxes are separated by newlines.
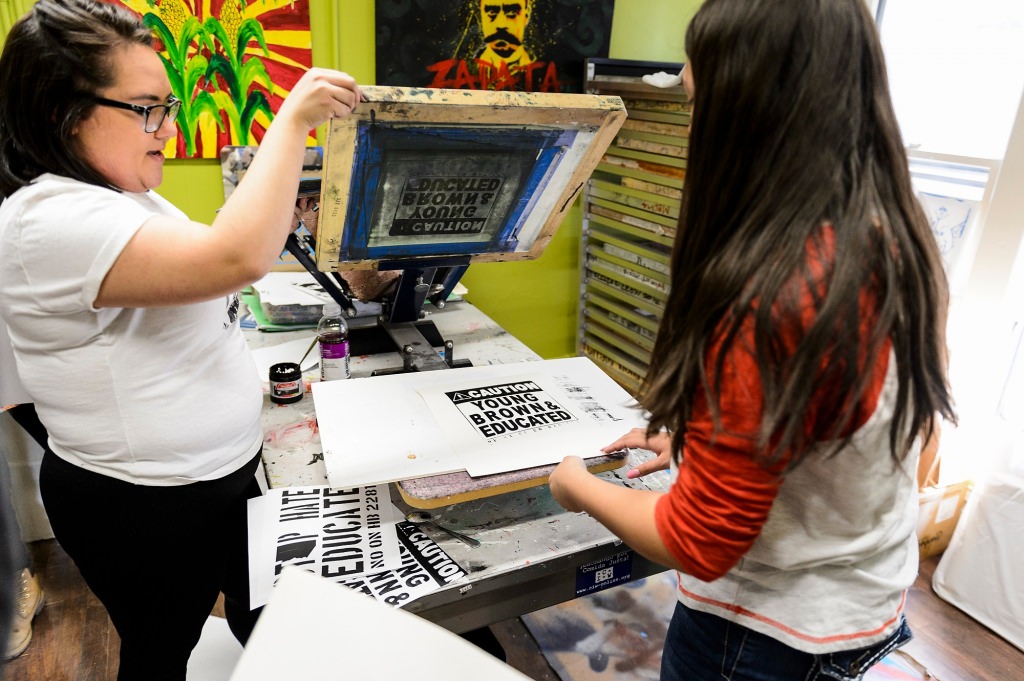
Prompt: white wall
<box><xmin>940</xmin><ymin>88</ymin><xmax>1024</xmax><ymax>482</ymax></box>
<box><xmin>0</xmin><ymin>413</ymin><xmax>52</xmax><ymax>543</ymax></box>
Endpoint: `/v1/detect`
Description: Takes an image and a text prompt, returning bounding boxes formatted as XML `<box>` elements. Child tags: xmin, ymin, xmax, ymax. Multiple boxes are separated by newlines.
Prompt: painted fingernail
<box><xmin>626</xmin><ymin>469</ymin><xmax>641</xmax><ymax>479</ymax></box>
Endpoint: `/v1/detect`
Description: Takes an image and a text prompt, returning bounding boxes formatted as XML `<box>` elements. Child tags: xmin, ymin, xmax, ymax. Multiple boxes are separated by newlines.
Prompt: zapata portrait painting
<box><xmin>376</xmin><ymin>0</ymin><xmax>616</xmax><ymax>93</ymax></box>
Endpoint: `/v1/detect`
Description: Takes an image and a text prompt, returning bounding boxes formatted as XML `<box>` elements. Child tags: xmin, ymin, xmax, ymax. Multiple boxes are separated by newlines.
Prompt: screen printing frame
<box><xmin>314</xmin><ymin>86</ymin><xmax>626</xmax><ymax>273</ymax></box>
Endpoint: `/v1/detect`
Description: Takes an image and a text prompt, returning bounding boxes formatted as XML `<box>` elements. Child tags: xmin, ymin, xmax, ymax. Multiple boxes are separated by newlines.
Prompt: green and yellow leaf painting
<box><xmin>112</xmin><ymin>0</ymin><xmax>314</xmax><ymax>159</ymax></box>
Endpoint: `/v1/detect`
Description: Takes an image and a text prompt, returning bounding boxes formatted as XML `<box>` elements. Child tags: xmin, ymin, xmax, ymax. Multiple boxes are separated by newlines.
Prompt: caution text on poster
<box><xmin>445</xmin><ymin>380</ymin><xmax>577</xmax><ymax>442</ymax></box>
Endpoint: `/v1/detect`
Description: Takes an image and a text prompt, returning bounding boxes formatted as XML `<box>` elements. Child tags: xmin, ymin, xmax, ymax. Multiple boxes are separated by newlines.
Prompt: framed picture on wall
<box><xmin>376</xmin><ymin>0</ymin><xmax>616</xmax><ymax>93</ymax></box>
<box><xmin>107</xmin><ymin>0</ymin><xmax>315</xmax><ymax>159</ymax></box>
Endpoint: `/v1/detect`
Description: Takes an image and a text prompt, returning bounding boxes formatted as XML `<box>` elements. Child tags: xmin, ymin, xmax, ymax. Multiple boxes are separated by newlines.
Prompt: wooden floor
<box><xmin>2</xmin><ymin>540</ymin><xmax>1020</xmax><ymax>680</ymax></box>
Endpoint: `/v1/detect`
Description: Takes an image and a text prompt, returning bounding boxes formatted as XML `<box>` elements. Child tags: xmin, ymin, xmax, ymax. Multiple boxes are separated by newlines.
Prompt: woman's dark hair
<box><xmin>641</xmin><ymin>0</ymin><xmax>956</xmax><ymax>468</ymax></box>
<box><xmin>0</xmin><ymin>0</ymin><xmax>153</xmax><ymax>198</ymax></box>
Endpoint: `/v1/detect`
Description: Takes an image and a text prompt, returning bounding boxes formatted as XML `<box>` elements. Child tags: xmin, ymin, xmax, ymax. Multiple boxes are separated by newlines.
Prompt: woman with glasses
<box><xmin>549</xmin><ymin>1</ymin><xmax>955</xmax><ymax>679</ymax></box>
<box><xmin>0</xmin><ymin>0</ymin><xmax>362</xmax><ymax>678</ymax></box>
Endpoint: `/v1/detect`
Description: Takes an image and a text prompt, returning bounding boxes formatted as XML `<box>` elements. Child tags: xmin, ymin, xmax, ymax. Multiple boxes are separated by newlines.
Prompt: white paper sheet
<box><xmin>314</xmin><ymin>369</ymin><xmax>465</xmax><ymax>488</ymax></box>
<box><xmin>313</xmin><ymin>356</ymin><xmax>645</xmax><ymax>487</ymax></box>
<box><xmin>230</xmin><ymin>567</ymin><xmax>530</xmax><ymax>681</ymax></box>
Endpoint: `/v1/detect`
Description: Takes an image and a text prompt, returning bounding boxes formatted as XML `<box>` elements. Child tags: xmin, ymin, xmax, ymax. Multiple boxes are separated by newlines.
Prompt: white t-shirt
<box><xmin>0</xmin><ymin>174</ymin><xmax>263</xmax><ymax>485</ymax></box>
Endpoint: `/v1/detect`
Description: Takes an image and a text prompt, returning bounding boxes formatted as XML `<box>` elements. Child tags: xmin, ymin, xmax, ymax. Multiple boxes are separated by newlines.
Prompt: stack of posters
<box><xmin>248</xmin><ymin>485</ymin><xmax>468</xmax><ymax>609</ymax></box>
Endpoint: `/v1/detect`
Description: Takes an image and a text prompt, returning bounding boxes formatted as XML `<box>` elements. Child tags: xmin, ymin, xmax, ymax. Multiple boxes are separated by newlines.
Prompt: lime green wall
<box><xmin>609</xmin><ymin>0</ymin><xmax>692</xmax><ymax>63</ymax></box>
<box><xmin>2</xmin><ymin>0</ymin><xmax>699</xmax><ymax>358</ymax></box>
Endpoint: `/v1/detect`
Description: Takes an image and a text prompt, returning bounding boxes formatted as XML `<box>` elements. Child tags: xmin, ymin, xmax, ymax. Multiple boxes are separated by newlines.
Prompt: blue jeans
<box><xmin>661</xmin><ymin>601</ymin><xmax>912</xmax><ymax>681</ymax></box>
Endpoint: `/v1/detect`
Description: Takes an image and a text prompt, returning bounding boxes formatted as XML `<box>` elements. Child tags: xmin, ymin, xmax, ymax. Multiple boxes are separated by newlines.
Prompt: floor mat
<box><xmin>522</xmin><ymin>571</ymin><xmax>675</xmax><ymax>680</ymax></box>
<box><xmin>521</xmin><ymin>571</ymin><xmax>934</xmax><ymax>681</ymax></box>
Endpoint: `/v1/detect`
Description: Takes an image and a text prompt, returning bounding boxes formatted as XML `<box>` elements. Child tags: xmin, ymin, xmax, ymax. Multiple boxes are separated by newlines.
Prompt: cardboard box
<box><xmin>917</xmin><ymin>480</ymin><xmax>972</xmax><ymax>560</ymax></box>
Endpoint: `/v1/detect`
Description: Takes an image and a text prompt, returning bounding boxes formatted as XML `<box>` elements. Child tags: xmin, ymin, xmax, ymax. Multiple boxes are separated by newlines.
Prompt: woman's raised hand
<box><xmin>276</xmin><ymin>67</ymin><xmax>364</xmax><ymax>132</ymax></box>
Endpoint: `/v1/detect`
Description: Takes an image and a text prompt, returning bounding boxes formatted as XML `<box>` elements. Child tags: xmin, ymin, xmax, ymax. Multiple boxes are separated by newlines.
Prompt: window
<box><xmin>877</xmin><ymin>0</ymin><xmax>1024</xmax><ymax>160</ymax></box>
<box><xmin>877</xmin><ymin>0</ymin><xmax>1024</xmax><ymax>481</ymax></box>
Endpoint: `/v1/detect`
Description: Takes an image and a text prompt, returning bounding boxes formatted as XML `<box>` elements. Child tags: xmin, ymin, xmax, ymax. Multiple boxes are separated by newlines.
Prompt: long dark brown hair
<box><xmin>0</xmin><ymin>0</ymin><xmax>153</xmax><ymax>198</ymax></box>
<box><xmin>642</xmin><ymin>0</ymin><xmax>955</xmax><ymax>468</ymax></box>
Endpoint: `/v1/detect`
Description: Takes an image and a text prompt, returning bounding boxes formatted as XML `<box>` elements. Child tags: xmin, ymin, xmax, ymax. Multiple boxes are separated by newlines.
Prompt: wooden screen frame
<box><xmin>314</xmin><ymin>86</ymin><xmax>626</xmax><ymax>272</ymax></box>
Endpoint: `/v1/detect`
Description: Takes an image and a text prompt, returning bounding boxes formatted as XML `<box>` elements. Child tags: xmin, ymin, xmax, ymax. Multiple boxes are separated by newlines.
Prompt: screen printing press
<box><xmin>239</xmin><ymin>86</ymin><xmax>670</xmax><ymax>632</ymax></box>
<box><xmin>246</xmin><ymin>301</ymin><xmax>670</xmax><ymax>634</ymax></box>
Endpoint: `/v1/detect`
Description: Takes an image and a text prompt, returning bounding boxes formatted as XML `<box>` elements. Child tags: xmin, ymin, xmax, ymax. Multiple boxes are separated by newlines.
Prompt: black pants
<box><xmin>7</xmin><ymin>403</ymin><xmax>47</xmax><ymax>451</ymax></box>
<box><xmin>5</xmin><ymin>403</ymin><xmax>47</xmax><ymax>572</ymax></box>
<box><xmin>0</xmin><ymin>447</ymin><xmax>18</xmax><ymax>661</ymax></box>
<box><xmin>40</xmin><ymin>450</ymin><xmax>264</xmax><ymax>681</ymax></box>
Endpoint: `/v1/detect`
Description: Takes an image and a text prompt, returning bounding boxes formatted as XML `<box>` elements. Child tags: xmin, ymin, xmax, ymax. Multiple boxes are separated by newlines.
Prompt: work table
<box><xmin>246</xmin><ymin>300</ymin><xmax>670</xmax><ymax>632</ymax></box>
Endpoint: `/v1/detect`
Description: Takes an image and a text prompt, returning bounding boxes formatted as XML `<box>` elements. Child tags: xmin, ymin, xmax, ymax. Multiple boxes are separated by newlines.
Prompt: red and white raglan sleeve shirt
<box><xmin>654</xmin><ymin>242</ymin><xmax>890</xmax><ymax>583</ymax></box>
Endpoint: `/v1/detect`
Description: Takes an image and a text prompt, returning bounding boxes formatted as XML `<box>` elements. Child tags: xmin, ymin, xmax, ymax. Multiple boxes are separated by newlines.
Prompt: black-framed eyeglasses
<box><xmin>92</xmin><ymin>95</ymin><xmax>182</xmax><ymax>133</ymax></box>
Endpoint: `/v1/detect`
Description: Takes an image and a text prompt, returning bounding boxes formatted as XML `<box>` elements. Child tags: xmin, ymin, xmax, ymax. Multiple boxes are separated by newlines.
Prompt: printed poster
<box><xmin>376</xmin><ymin>0</ymin><xmax>616</xmax><ymax>92</ymax></box>
<box><xmin>248</xmin><ymin>485</ymin><xmax>467</xmax><ymax>608</ymax></box>
<box><xmin>417</xmin><ymin>361</ymin><xmax>645</xmax><ymax>477</ymax></box>
<box><xmin>341</xmin><ymin>522</ymin><xmax>470</xmax><ymax>608</ymax></box>
<box><xmin>313</xmin><ymin>356</ymin><xmax>646</xmax><ymax>487</ymax></box>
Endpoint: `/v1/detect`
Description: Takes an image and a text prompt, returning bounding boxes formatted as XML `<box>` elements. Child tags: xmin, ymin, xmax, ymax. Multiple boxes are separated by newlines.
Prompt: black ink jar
<box><xmin>269</xmin><ymin>362</ymin><xmax>303</xmax><ymax>404</ymax></box>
